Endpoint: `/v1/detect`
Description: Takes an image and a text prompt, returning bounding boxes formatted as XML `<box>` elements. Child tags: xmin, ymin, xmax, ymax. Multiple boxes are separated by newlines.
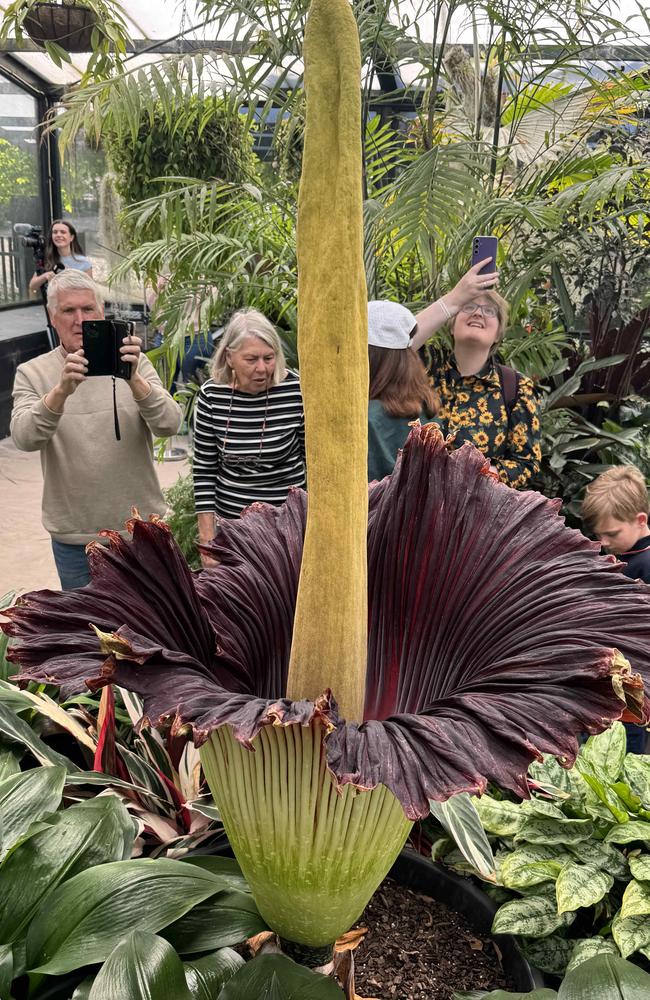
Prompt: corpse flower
<box><xmin>5</xmin><ymin>0</ymin><xmax>650</xmax><ymax>954</ymax></box>
<box><xmin>5</xmin><ymin>428</ymin><xmax>650</xmax><ymax>945</ymax></box>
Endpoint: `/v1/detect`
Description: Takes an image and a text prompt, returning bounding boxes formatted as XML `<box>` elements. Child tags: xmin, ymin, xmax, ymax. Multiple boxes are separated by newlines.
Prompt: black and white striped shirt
<box><xmin>193</xmin><ymin>370</ymin><xmax>306</xmax><ymax>518</ymax></box>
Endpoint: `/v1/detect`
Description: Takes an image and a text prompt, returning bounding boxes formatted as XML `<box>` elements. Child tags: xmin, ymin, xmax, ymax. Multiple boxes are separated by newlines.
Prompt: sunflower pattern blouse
<box><xmin>429</xmin><ymin>354</ymin><xmax>542</xmax><ymax>489</ymax></box>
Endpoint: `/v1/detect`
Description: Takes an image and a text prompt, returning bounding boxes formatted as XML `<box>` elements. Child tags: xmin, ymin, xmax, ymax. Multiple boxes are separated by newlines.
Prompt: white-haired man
<box><xmin>10</xmin><ymin>270</ymin><xmax>182</xmax><ymax>589</ymax></box>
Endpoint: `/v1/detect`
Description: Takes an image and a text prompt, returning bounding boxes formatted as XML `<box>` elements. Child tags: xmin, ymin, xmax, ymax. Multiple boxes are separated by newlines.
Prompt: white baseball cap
<box><xmin>367</xmin><ymin>300</ymin><xmax>417</xmax><ymax>349</ymax></box>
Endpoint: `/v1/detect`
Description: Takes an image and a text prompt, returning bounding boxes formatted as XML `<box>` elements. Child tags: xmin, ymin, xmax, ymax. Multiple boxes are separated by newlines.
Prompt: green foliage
<box><xmin>0</xmin><ymin>0</ymin><xmax>132</xmax><ymax>81</ymax></box>
<box><xmin>448</xmin><ymin>724</ymin><xmax>650</xmax><ymax>977</ymax></box>
<box><xmin>104</xmin><ymin>94</ymin><xmax>259</xmax><ymax>243</ymax></box>
<box><xmin>0</xmin><ymin>139</ymin><xmax>37</xmax><ymax>217</ymax></box>
<box><xmin>164</xmin><ymin>473</ymin><xmax>200</xmax><ymax>571</ymax></box>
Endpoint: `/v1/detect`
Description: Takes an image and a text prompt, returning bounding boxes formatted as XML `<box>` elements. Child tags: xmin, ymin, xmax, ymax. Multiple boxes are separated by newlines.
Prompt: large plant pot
<box><xmin>391</xmin><ymin>849</ymin><xmax>544</xmax><ymax>992</ymax></box>
<box><xmin>24</xmin><ymin>2</ymin><xmax>98</xmax><ymax>52</ymax></box>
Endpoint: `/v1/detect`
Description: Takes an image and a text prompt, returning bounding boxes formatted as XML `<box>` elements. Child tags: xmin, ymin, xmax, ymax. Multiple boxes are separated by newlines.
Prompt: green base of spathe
<box><xmin>200</xmin><ymin>721</ymin><xmax>412</xmax><ymax>947</ymax></box>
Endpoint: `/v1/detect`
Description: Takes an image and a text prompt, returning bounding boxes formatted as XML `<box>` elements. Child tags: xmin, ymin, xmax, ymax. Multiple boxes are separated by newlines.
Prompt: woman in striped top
<box><xmin>193</xmin><ymin>308</ymin><xmax>306</xmax><ymax>567</ymax></box>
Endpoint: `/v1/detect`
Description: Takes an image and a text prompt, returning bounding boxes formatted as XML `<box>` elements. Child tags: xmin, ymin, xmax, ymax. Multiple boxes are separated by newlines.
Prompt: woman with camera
<box><xmin>29</xmin><ymin>220</ymin><xmax>93</xmax><ymax>296</ymax></box>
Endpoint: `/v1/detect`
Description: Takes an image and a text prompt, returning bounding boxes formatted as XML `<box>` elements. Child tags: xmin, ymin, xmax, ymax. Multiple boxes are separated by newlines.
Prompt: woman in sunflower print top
<box><xmin>409</xmin><ymin>261</ymin><xmax>541</xmax><ymax>489</ymax></box>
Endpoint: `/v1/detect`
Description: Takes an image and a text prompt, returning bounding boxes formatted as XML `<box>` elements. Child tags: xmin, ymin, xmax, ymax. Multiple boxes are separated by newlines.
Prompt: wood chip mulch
<box><xmin>352</xmin><ymin>877</ymin><xmax>512</xmax><ymax>1000</ymax></box>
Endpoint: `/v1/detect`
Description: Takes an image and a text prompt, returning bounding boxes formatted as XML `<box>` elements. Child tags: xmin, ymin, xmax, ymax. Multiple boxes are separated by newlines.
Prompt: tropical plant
<box><xmin>0</xmin><ymin>677</ymin><xmax>223</xmax><ymax>856</ymax></box>
<box><xmin>164</xmin><ymin>472</ymin><xmax>201</xmax><ymax>571</ymax></box>
<box><xmin>0</xmin><ymin>760</ymin><xmax>281</xmax><ymax>998</ymax></box>
<box><xmin>0</xmin><ymin>0</ymin><xmax>132</xmax><ymax>80</ymax></box>
<box><xmin>453</xmin><ymin>952</ymin><xmax>650</xmax><ymax>998</ymax></box>
<box><xmin>5</xmin><ymin>0</ymin><xmax>650</xmax><ymax>962</ymax></box>
<box><xmin>441</xmin><ymin>724</ymin><xmax>650</xmax><ymax>977</ymax></box>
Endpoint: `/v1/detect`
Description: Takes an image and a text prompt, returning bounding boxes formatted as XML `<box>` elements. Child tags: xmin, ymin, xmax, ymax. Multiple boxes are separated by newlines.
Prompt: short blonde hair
<box><xmin>451</xmin><ymin>288</ymin><xmax>510</xmax><ymax>351</ymax></box>
<box><xmin>211</xmin><ymin>308</ymin><xmax>287</xmax><ymax>385</ymax></box>
<box><xmin>47</xmin><ymin>270</ymin><xmax>103</xmax><ymax>314</ymax></box>
<box><xmin>581</xmin><ymin>465</ymin><xmax>649</xmax><ymax>526</ymax></box>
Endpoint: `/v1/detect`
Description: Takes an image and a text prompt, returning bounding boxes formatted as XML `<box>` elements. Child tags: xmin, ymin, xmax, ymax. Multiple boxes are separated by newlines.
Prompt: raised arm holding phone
<box><xmin>409</xmin><ymin>238</ymin><xmax>541</xmax><ymax>489</ymax></box>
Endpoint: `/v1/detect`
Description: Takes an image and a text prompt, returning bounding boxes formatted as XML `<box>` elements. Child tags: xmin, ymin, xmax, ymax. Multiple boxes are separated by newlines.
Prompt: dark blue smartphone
<box><xmin>471</xmin><ymin>235</ymin><xmax>498</xmax><ymax>275</ymax></box>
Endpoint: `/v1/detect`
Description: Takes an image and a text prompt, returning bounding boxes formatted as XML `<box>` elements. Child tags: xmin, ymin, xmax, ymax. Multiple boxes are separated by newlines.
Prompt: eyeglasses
<box><xmin>459</xmin><ymin>302</ymin><xmax>499</xmax><ymax>319</ymax></box>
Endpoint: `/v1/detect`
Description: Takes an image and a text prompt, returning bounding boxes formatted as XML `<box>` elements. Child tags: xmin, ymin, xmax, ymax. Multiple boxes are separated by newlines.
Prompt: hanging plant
<box><xmin>0</xmin><ymin>0</ymin><xmax>131</xmax><ymax>79</ymax></box>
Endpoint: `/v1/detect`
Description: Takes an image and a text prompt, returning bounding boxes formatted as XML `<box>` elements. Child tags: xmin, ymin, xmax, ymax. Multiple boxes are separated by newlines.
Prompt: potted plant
<box><xmin>0</xmin><ymin>0</ymin><xmax>131</xmax><ymax>78</ymax></box>
<box><xmin>4</xmin><ymin>0</ymin><xmax>650</xmax><ymax>985</ymax></box>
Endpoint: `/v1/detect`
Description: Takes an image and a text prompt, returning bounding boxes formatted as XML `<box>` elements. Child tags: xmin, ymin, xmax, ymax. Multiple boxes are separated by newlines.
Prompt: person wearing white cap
<box><xmin>367</xmin><ymin>300</ymin><xmax>439</xmax><ymax>481</ymax></box>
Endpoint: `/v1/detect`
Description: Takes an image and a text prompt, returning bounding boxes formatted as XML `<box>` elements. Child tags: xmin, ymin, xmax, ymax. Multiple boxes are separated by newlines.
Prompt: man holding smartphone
<box><xmin>10</xmin><ymin>270</ymin><xmax>182</xmax><ymax>589</ymax></box>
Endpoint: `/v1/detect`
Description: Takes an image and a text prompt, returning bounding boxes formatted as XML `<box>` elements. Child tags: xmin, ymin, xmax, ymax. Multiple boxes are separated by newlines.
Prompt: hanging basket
<box><xmin>23</xmin><ymin>2</ymin><xmax>98</xmax><ymax>52</ymax></box>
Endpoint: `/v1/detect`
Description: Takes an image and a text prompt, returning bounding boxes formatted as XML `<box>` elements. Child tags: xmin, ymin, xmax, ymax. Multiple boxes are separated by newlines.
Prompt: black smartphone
<box><xmin>82</xmin><ymin>320</ymin><xmax>133</xmax><ymax>380</ymax></box>
<box><xmin>471</xmin><ymin>235</ymin><xmax>498</xmax><ymax>275</ymax></box>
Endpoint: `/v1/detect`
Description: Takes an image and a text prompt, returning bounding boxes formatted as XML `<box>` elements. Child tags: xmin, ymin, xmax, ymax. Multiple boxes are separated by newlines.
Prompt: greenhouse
<box><xmin>0</xmin><ymin>0</ymin><xmax>650</xmax><ymax>997</ymax></box>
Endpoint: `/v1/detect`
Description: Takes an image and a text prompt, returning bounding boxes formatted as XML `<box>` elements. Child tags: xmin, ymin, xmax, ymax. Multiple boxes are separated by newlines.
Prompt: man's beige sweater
<box><xmin>11</xmin><ymin>348</ymin><xmax>182</xmax><ymax>545</ymax></box>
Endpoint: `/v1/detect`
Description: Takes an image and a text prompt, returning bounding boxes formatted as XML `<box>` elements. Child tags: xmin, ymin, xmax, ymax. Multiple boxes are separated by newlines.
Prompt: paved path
<box><xmin>0</xmin><ymin>436</ymin><xmax>189</xmax><ymax>597</ymax></box>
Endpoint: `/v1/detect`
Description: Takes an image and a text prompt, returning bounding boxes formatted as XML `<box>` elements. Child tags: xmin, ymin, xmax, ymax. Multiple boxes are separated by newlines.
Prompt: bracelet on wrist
<box><xmin>438</xmin><ymin>298</ymin><xmax>453</xmax><ymax>322</ymax></box>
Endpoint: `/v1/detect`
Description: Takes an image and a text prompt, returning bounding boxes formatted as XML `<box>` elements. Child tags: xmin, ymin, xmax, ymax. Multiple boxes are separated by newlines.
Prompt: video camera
<box><xmin>13</xmin><ymin>223</ymin><xmax>46</xmax><ymax>269</ymax></box>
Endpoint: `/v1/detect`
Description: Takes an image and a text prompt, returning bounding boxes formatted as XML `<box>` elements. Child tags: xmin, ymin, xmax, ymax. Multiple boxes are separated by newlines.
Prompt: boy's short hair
<box><xmin>581</xmin><ymin>465</ymin><xmax>649</xmax><ymax>525</ymax></box>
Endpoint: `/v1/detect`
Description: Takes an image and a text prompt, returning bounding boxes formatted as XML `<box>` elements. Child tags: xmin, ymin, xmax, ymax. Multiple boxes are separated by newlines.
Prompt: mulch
<box><xmin>352</xmin><ymin>877</ymin><xmax>512</xmax><ymax>1000</ymax></box>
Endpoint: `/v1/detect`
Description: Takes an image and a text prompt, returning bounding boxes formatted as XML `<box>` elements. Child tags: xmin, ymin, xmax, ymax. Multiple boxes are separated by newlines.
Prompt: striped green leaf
<box><xmin>492</xmin><ymin>894</ymin><xmax>574</xmax><ymax>939</ymax></box>
<box><xmin>566</xmin><ymin>938</ymin><xmax>620</xmax><ymax>974</ymax></box>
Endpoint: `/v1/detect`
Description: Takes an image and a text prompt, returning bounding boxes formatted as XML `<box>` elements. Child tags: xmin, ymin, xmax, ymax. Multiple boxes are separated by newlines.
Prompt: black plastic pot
<box><xmin>24</xmin><ymin>2</ymin><xmax>98</xmax><ymax>52</ymax></box>
<box><xmin>390</xmin><ymin>849</ymin><xmax>544</xmax><ymax>992</ymax></box>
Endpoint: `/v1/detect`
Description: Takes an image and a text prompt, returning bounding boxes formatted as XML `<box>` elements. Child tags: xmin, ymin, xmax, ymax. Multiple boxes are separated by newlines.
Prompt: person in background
<box><xmin>367</xmin><ymin>300</ymin><xmax>439</xmax><ymax>481</ymax></box>
<box><xmin>193</xmin><ymin>308</ymin><xmax>306</xmax><ymax>568</ymax></box>
<box><xmin>29</xmin><ymin>219</ymin><xmax>93</xmax><ymax>296</ymax></box>
<box><xmin>409</xmin><ymin>262</ymin><xmax>541</xmax><ymax>489</ymax></box>
<box><xmin>10</xmin><ymin>270</ymin><xmax>182</xmax><ymax>590</ymax></box>
<box><xmin>581</xmin><ymin>464</ymin><xmax>650</xmax><ymax>752</ymax></box>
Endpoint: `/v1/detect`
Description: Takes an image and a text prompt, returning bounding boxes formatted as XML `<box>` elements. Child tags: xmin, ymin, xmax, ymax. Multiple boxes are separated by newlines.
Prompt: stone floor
<box><xmin>0</xmin><ymin>435</ymin><xmax>189</xmax><ymax>597</ymax></box>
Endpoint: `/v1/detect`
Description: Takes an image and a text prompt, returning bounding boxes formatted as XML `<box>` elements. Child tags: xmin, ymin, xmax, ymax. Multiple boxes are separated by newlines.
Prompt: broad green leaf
<box><xmin>0</xmin><ymin>703</ymin><xmax>78</xmax><ymax>771</ymax></box>
<box><xmin>566</xmin><ymin>938</ymin><xmax>620</xmax><ymax>974</ymax></box>
<box><xmin>515</xmin><ymin>815</ymin><xmax>593</xmax><ymax>847</ymax></box>
<box><xmin>580</xmin><ymin>724</ymin><xmax>627</xmax><ymax>782</ymax></box>
<box><xmin>628</xmin><ymin>854</ymin><xmax>650</xmax><ymax>881</ymax></box>
<box><xmin>183</xmin><ymin>948</ymin><xmax>244</xmax><ymax>998</ymax></box>
<box><xmin>0</xmin><ymin>943</ymin><xmax>12</xmax><ymax>998</ymax></box>
<box><xmin>528</xmin><ymin>756</ymin><xmax>574</xmax><ymax>799</ymax></box>
<box><xmin>621</xmin><ymin>878</ymin><xmax>650</xmax><ymax>919</ymax></box>
<box><xmin>492</xmin><ymin>894</ymin><xmax>574</xmax><ymax>938</ymax></box>
<box><xmin>556</xmin><ymin>862</ymin><xmax>614</xmax><ymax>914</ymax></box>
<box><xmin>26</xmin><ymin>858</ymin><xmax>233</xmax><ymax>974</ymax></box>
<box><xmin>217</xmin><ymin>953</ymin><xmax>345</xmax><ymax>999</ymax></box>
<box><xmin>623</xmin><ymin>756</ymin><xmax>650</xmax><ymax>805</ymax></box>
<box><xmin>163</xmin><ymin>890</ymin><xmax>268</xmax><ymax>953</ymax></box>
<box><xmin>0</xmin><ymin>795</ymin><xmax>134</xmax><ymax>944</ymax></box>
<box><xmin>574</xmin><ymin>758</ymin><xmax>629</xmax><ymax>823</ymax></box>
<box><xmin>611</xmin><ymin>783</ymin><xmax>650</xmax><ymax>820</ymax></box>
<box><xmin>0</xmin><ymin>765</ymin><xmax>66</xmax><ymax>860</ymax></box>
<box><xmin>499</xmin><ymin>845</ymin><xmax>573</xmax><ymax>890</ymax></box>
<box><xmin>180</xmin><ymin>855</ymin><xmax>250</xmax><ymax>893</ymax></box>
<box><xmin>605</xmin><ymin>820</ymin><xmax>650</xmax><ymax>846</ymax></box>
<box><xmin>430</xmin><ymin>793</ymin><xmax>496</xmax><ymax>878</ymax></box>
<box><xmin>71</xmin><ymin>980</ymin><xmax>94</xmax><ymax>999</ymax></box>
<box><xmin>0</xmin><ymin>743</ymin><xmax>20</xmax><ymax>781</ymax></box>
<box><xmin>521</xmin><ymin>799</ymin><xmax>566</xmax><ymax>822</ymax></box>
<box><xmin>559</xmin><ymin>953</ymin><xmax>650</xmax><ymax>998</ymax></box>
<box><xmin>521</xmin><ymin>934</ymin><xmax>574</xmax><ymax>975</ymax></box>
<box><xmin>572</xmin><ymin>840</ymin><xmax>628</xmax><ymax>880</ymax></box>
<box><xmin>473</xmin><ymin>795</ymin><xmax>522</xmax><ymax>836</ymax></box>
<box><xmin>611</xmin><ymin>911</ymin><xmax>650</xmax><ymax>958</ymax></box>
<box><xmin>88</xmin><ymin>932</ymin><xmax>192</xmax><ymax>999</ymax></box>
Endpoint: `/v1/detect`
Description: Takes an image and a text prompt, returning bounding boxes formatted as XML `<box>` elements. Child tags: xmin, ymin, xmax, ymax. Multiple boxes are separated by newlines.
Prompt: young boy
<box><xmin>582</xmin><ymin>465</ymin><xmax>650</xmax><ymax>752</ymax></box>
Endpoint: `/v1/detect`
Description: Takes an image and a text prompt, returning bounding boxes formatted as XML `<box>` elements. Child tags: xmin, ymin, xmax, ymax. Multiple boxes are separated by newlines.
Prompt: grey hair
<box><xmin>211</xmin><ymin>308</ymin><xmax>287</xmax><ymax>385</ymax></box>
<box><xmin>47</xmin><ymin>270</ymin><xmax>103</xmax><ymax>315</ymax></box>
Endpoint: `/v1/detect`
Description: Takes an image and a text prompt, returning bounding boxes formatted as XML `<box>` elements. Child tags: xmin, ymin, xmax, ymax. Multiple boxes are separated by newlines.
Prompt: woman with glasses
<box><xmin>409</xmin><ymin>262</ymin><xmax>541</xmax><ymax>489</ymax></box>
<box><xmin>193</xmin><ymin>308</ymin><xmax>305</xmax><ymax>567</ymax></box>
